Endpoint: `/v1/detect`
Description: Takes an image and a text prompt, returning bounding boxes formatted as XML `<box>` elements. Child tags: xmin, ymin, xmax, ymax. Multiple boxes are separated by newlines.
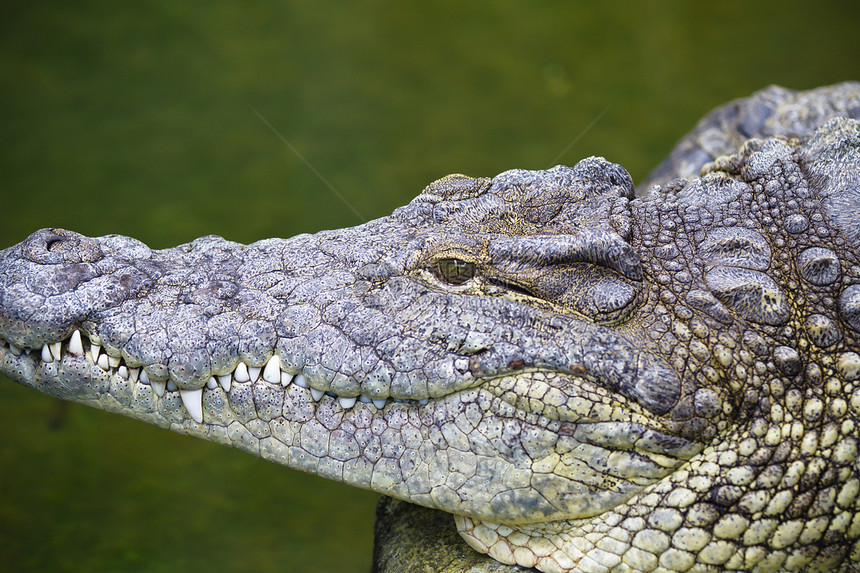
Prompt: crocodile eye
<box><xmin>433</xmin><ymin>258</ymin><xmax>476</xmax><ymax>285</ymax></box>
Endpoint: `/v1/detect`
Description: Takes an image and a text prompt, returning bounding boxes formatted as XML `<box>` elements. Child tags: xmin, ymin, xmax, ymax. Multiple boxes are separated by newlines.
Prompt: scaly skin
<box><xmin>2</xmin><ymin>84</ymin><xmax>860</xmax><ymax>572</ymax></box>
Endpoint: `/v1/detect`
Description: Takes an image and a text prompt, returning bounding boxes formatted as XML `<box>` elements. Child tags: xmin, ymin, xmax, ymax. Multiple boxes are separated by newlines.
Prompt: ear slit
<box><xmin>486</xmin><ymin>278</ymin><xmax>536</xmax><ymax>298</ymax></box>
<box><xmin>488</xmin><ymin>229</ymin><xmax>643</xmax><ymax>281</ymax></box>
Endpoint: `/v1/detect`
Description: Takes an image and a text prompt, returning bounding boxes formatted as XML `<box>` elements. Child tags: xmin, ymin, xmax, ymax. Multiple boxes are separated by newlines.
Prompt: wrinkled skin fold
<box><xmin>3</xmin><ymin>83</ymin><xmax>860</xmax><ymax>572</ymax></box>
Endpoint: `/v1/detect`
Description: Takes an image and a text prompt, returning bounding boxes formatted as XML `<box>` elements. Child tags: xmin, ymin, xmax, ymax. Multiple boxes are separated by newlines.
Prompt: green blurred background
<box><xmin>1</xmin><ymin>1</ymin><xmax>859</xmax><ymax>571</ymax></box>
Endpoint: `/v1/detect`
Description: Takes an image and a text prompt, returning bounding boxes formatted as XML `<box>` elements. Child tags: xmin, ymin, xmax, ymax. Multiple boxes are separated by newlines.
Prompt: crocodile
<box><xmin>2</xmin><ymin>83</ymin><xmax>860</xmax><ymax>573</ymax></box>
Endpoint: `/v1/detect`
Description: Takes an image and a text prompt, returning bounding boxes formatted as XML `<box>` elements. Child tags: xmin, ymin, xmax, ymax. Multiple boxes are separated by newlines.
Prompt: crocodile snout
<box><xmin>0</xmin><ymin>229</ymin><xmax>153</xmax><ymax>348</ymax></box>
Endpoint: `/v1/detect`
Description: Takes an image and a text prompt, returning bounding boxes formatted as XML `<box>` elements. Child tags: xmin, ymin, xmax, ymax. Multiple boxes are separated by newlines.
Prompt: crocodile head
<box><xmin>0</xmin><ymin>158</ymin><xmax>709</xmax><ymax>522</ymax></box>
<box><xmin>0</xmin><ymin>157</ymin><xmax>703</xmax><ymax>524</ymax></box>
<box><xmin>2</xmin><ymin>116</ymin><xmax>860</xmax><ymax>571</ymax></box>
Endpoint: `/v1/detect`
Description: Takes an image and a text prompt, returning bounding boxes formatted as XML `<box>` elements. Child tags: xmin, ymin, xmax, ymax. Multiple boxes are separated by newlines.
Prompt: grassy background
<box><xmin>1</xmin><ymin>1</ymin><xmax>860</xmax><ymax>571</ymax></box>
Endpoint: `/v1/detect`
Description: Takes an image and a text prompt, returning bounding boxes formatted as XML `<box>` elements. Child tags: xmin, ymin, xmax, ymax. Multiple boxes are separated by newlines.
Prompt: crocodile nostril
<box><xmin>45</xmin><ymin>237</ymin><xmax>65</xmax><ymax>252</ymax></box>
<box><xmin>22</xmin><ymin>228</ymin><xmax>103</xmax><ymax>264</ymax></box>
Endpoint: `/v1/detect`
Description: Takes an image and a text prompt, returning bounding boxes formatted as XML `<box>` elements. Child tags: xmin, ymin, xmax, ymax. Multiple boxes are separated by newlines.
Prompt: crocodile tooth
<box><xmin>206</xmin><ymin>376</ymin><xmax>218</xmax><ymax>390</ymax></box>
<box><xmin>310</xmin><ymin>387</ymin><xmax>324</xmax><ymax>401</ymax></box>
<box><xmin>97</xmin><ymin>353</ymin><xmax>110</xmax><ymax>371</ymax></box>
<box><xmin>117</xmin><ymin>366</ymin><xmax>129</xmax><ymax>379</ymax></box>
<box><xmin>108</xmin><ymin>355</ymin><xmax>121</xmax><ymax>368</ymax></box>
<box><xmin>90</xmin><ymin>344</ymin><xmax>101</xmax><ymax>364</ymax></box>
<box><xmin>179</xmin><ymin>388</ymin><xmax>204</xmax><ymax>423</ymax></box>
<box><xmin>338</xmin><ymin>396</ymin><xmax>357</xmax><ymax>409</ymax></box>
<box><xmin>294</xmin><ymin>373</ymin><xmax>309</xmax><ymax>388</ymax></box>
<box><xmin>41</xmin><ymin>344</ymin><xmax>53</xmax><ymax>362</ymax></box>
<box><xmin>372</xmin><ymin>399</ymin><xmax>386</xmax><ymax>409</ymax></box>
<box><xmin>359</xmin><ymin>395</ymin><xmax>371</xmax><ymax>403</ymax></box>
<box><xmin>68</xmin><ymin>330</ymin><xmax>84</xmax><ymax>356</ymax></box>
<box><xmin>281</xmin><ymin>372</ymin><xmax>294</xmax><ymax>387</ymax></box>
<box><xmin>217</xmin><ymin>374</ymin><xmax>232</xmax><ymax>392</ymax></box>
<box><xmin>151</xmin><ymin>380</ymin><xmax>166</xmax><ymax>397</ymax></box>
<box><xmin>166</xmin><ymin>380</ymin><xmax>177</xmax><ymax>392</ymax></box>
<box><xmin>9</xmin><ymin>343</ymin><xmax>22</xmax><ymax>355</ymax></box>
<box><xmin>49</xmin><ymin>342</ymin><xmax>62</xmax><ymax>361</ymax></box>
<box><xmin>418</xmin><ymin>398</ymin><xmax>429</xmax><ymax>406</ymax></box>
<box><xmin>248</xmin><ymin>366</ymin><xmax>262</xmax><ymax>382</ymax></box>
<box><xmin>139</xmin><ymin>370</ymin><xmax>150</xmax><ymax>384</ymax></box>
<box><xmin>129</xmin><ymin>367</ymin><xmax>140</xmax><ymax>383</ymax></box>
<box><xmin>234</xmin><ymin>362</ymin><xmax>250</xmax><ymax>382</ymax></box>
<box><xmin>263</xmin><ymin>355</ymin><xmax>281</xmax><ymax>383</ymax></box>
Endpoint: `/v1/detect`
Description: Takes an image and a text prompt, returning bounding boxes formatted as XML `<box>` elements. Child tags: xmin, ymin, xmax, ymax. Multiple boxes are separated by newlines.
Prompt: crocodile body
<box><xmin>2</xmin><ymin>83</ymin><xmax>860</xmax><ymax>572</ymax></box>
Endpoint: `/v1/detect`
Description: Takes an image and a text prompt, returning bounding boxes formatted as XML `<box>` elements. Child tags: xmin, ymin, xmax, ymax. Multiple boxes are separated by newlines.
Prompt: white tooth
<box><xmin>217</xmin><ymin>374</ymin><xmax>232</xmax><ymax>392</ymax></box>
<box><xmin>69</xmin><ymin>330</ymin><xmax>84</xmax><ymax>355</ymax></box>
<box><xmin>97</xmin><ymin>353</ymin><xmax>110</xmax><ymax>371</ymax></box>
<box><xmin>418</xmin><ymin>398</ymin><xmax>429</xmax><ymax>406</ymax></box>
<box><xmin>49</xmin><ymin>342</ymin><xmax>62</xmax><ymax>361</ymax></box>
<box><xmin>140</xmin><ymin>370</ymin><xmax>150</xmax><ymax>384</ymax></box>
<box><xmin>206</xmin><ymin>376</ymin><xmax>218</xmax><ymax>390</ymax></box>
<box><xmin>166</xmin><ymin>380</ymin><xmax>177</xmax><ymax>392</ymax></box>
<box><xmin>263</xmin><ymin>355</ymin><xmax>281</xmax><ymax>383</ymax></box>
<box><xmin>90</xmin><ymin>344</ymin><xmax>101</xmax><ymax>364</ymax></box>
<box><xmin>41</xmin><ymin>344</ymin><xmax>53</xmax><ymax>362</ymax></box>
<box><xmin>117</xmin><ymin>366</ymin><xmax>129</xmax><ymax>379</ymax></box>
<box><xmin>294</xmin><ymin>373</ymin><xmax>309</xmax><ymax>388</ymax></box>
<box><xmin>9</xmin><ymin>343</ymin><xmax>22</xmax><ymax>355</ymax></box>
<box><xmin>281</xmin><ymin>372</ymin><xmax>294</xmax><ymax>387</ymax></box>
<box><xmin>248</xmin><ymin>366</ymin><xmax>262</xmax><ymax>382</ymax></box>
<box><xmin>234</xmin><ymin>363</ymin><xmax>250</xmax><ymax>382</ymax></box>
<box><xmin>359</xmin><ymin>395</ymin><xmax>371</xmax><ymax>403</ymax></box>
<box><xmin>151</xmin><ymin>380</ymin><xmax>166</xmax><ymax>397</ymax></box>
<box><xmin>310</xmin><ymin>388</ymin><xmax>324</xmax><ymax>401</ymax></box>
<box><xmin>108</xmin><ymin>355</ymin><xmax>121</xmax><ymax>368</ymax></box>
<box><xmin>180</xmin><ymin>388</ymin><xmax>204</xmax><ymax>423</ymax></box>
<box><xmin>338</xmin><ymin>396</ymin><xmax>357</xmax><ymax>409</ymax></box>
<box><xmin>129</xmin><ymin>368</ymin><xmax>140</xmax><ymax>383</ymax></box>
<box><xmin>372</xmin><ymin>399</ymin><xmax>386</xmax><ymax>409</ymax></box>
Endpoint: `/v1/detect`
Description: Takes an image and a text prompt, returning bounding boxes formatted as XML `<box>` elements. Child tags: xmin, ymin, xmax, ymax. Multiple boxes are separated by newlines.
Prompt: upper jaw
<box><xmin>0</xmin><ymin>225</ymin><xmax>682</xmax><ymax>417</ymax></box>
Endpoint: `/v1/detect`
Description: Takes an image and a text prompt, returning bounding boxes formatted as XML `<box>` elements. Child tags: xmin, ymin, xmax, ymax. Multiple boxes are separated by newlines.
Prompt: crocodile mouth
<box><xmin>0</xmin><ymin>329</ymin><xmax>432</xmax><ymax>424</ymax></box>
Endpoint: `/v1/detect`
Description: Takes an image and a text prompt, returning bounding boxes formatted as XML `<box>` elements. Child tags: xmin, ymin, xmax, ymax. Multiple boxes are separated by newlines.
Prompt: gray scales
<box><xmin>1</xmin><ymin>82</ymin><xmax>860</xmax><ymax>573</ymax></box>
